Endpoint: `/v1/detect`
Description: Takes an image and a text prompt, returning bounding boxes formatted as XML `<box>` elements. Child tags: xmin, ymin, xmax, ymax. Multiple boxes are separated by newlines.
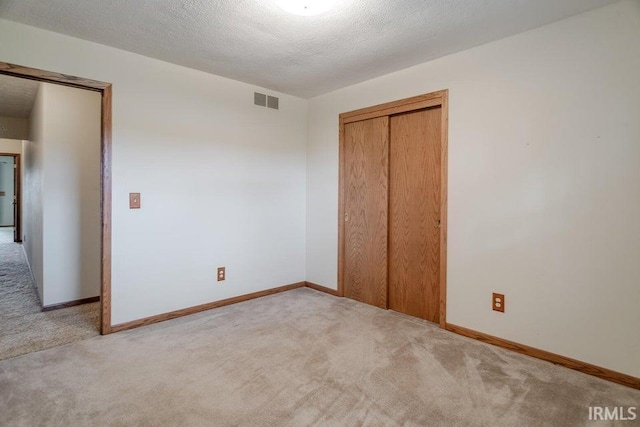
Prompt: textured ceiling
<box><xmin>0</xmin><ymin>0</ymin><xmax>618</xmax><ymax>98</ymax></box>
<box><xmin>0</xmin><ymin>74</ymin><xmax>39</xmax><ymax>118</ymax></box>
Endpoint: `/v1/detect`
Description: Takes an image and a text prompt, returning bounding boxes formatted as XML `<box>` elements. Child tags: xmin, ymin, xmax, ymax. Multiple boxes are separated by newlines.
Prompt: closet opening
<box><xmin>337</xmin><ymin>90</ymin><xmax>448</xmax><ymax>327</ymax></box>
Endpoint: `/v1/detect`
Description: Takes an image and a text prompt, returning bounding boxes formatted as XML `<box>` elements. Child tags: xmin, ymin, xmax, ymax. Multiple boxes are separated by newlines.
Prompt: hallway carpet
<box><xmin>1</xmin><ymin>287</ymin><xmax>638</xmax><ymax>426</ymax></box>
<box><xmin>0</xmin><ymin>228</ymin><xmax>99</xmax><ymax>361</ymax></box>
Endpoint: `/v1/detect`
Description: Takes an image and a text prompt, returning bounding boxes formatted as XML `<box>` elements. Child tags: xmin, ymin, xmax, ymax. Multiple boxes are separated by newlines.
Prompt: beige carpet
<box><xmin>0</xmin><ymin>228</ymin><xmax>99</xmax><ymax>361</ymax></box>
<box><xmin>0</xmin><ymin>288</ymin><xmax>638</xmax><ymax>426</ymax></box>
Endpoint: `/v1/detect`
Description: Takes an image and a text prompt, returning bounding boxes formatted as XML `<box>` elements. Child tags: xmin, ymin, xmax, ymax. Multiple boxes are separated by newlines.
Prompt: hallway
<box><xmin>0</xmin><ymin>228</ymin><xmax>99</xmax><ymax>360</ymax></box>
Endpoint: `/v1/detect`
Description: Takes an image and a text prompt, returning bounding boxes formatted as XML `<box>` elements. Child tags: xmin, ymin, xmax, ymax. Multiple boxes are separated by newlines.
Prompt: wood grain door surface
<box><xmin>341</xmin><ymin>104</ymin><xmax>443</xmax><ymax>323</ymax></box>
<box><xmin>388</xmin><ymin>107</ymin><xmax>442</xmax><ymax>322</ymax></box>
<box><xmin>343</xmin><ymin>116</ymin><xmax>389</xmax><ymax>309</ymax></box>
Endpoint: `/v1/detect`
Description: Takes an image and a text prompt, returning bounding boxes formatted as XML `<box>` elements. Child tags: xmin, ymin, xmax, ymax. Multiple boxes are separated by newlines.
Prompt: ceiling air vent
<box><xmin>267</xmin><ymin>96</ymin><xmax>279</xmax><ymax>110</ymax></box>
<box><xmin>254</xmin><ymin>92</ymin><xmax>267</xmax><ymax>107</ymax></box>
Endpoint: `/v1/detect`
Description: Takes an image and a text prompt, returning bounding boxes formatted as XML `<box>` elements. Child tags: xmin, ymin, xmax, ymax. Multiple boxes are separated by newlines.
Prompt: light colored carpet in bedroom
<box><xmin>0</xmin><ymin>228</ymin><xmax>100</xmax><ymax>361</ymax></box>
<box><xmin>1</xmin><ymin>287</ymin><xmax>638</xmax><ymax>426</ymax></box>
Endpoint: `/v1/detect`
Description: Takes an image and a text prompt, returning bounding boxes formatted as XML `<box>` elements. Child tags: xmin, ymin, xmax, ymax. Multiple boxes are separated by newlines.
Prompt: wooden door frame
<box><xmin>0</xmin><ymin>152</ymin><xmax>21</xmax><ymax>240</ymax></box>
<box><xmin>0</xmin><ymin>61</ymin><xmax>113</xmax><ymax>335</ymax></box>
<box><xmin>338</xmin><ymin>90</ymin><xmax>449</xmax><ymax>328</ymax></box>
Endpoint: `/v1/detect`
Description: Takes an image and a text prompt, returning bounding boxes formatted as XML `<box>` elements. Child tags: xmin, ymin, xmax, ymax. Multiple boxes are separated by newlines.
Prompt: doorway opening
<box><xmin>0</xmin><ymin>61</ymin><xmax>112</xmax><ymax>339</ymax></box>
<box><xmin>0</xmin><ymin>153</ymin><xmax>20</xmax><ymax>242</ymax></box>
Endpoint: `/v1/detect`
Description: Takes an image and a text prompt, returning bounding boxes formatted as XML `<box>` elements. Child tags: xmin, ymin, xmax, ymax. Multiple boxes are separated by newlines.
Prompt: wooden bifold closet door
<box><xmin>340</xmin><ymin>92</ymin><xmax>447</xmax><ymax>324</ymax></box>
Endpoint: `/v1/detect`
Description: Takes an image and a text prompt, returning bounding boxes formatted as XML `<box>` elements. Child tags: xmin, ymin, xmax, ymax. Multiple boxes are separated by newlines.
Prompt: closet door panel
<box><xmin>388</xmin><ymin>107</ymin><xmax>441</xmax><ymax>322</ymax></box>
<box><xmin>343</xmin><ymin>117</ymin><xmax>389</xmax><ymax>308</ymax></box>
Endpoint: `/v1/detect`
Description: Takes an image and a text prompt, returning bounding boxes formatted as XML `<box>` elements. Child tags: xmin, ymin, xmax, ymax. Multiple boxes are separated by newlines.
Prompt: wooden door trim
<box><xmin>0</xmin><ymin>152</ymin><xmax>20</xmax><ymax>241</ymax></box>
<box><xmin>0</xmin><ymin>62</ymin><xmax>110</xmax><ymax>91</ymax></box>
<box><xmin>338</xmin><ymin>89</ymin><xmax>449</xmax><ymax>328</ymax></box>
<box><xmin>0</xmin><ymin>61</ymin><xmax>113</xmax><ymax>335</ymax></box>
<box><xmin>340</xmin><ymin>91</ymin><xmax>447</xmax><ymax>125</ymax></box>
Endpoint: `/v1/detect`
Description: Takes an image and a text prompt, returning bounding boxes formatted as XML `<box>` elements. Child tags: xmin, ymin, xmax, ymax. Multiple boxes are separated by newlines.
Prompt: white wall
<box><xmin>306</xmin><ymin>0</ymin><xmax>640</xmax><ymax>378</ymax></box>
<box><xmin>0</xmin><ymin>155</ymin><xmax>14</xmax><ymax>226</ymax></box>
<box><xmin>40</xmin><ymin>83</ymin><xmax>101</xmax><ymax>305</ymax></box>
<box><xmin>0</xmin><ymin>17</ymin><xmax>308</xmax><ymax>323</ymax></box>
<box><xmin>0</xmin><ymin>138</ymin><xmax>22</xmax><ymax>154</ymax></box>
<box><xmin>0</xmin><ymin>116</ymin><xmax>28</xmax><ymax>140</ymax></box>
<box><xmin>23</xmin><ymin>80</ymin><xmax>104</xmax><ymax>306</ymax></box>
<box><xmin>24</xmin><ymin>84</ymin><xmax>44</xmax><ymax>302</ymax></box>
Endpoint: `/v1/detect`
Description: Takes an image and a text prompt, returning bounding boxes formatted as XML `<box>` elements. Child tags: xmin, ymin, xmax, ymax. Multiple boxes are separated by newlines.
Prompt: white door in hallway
<box><xmin>0</xmin><ymin>156</ymin><xmax>15</xmax><ymax>227</ymax></box>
